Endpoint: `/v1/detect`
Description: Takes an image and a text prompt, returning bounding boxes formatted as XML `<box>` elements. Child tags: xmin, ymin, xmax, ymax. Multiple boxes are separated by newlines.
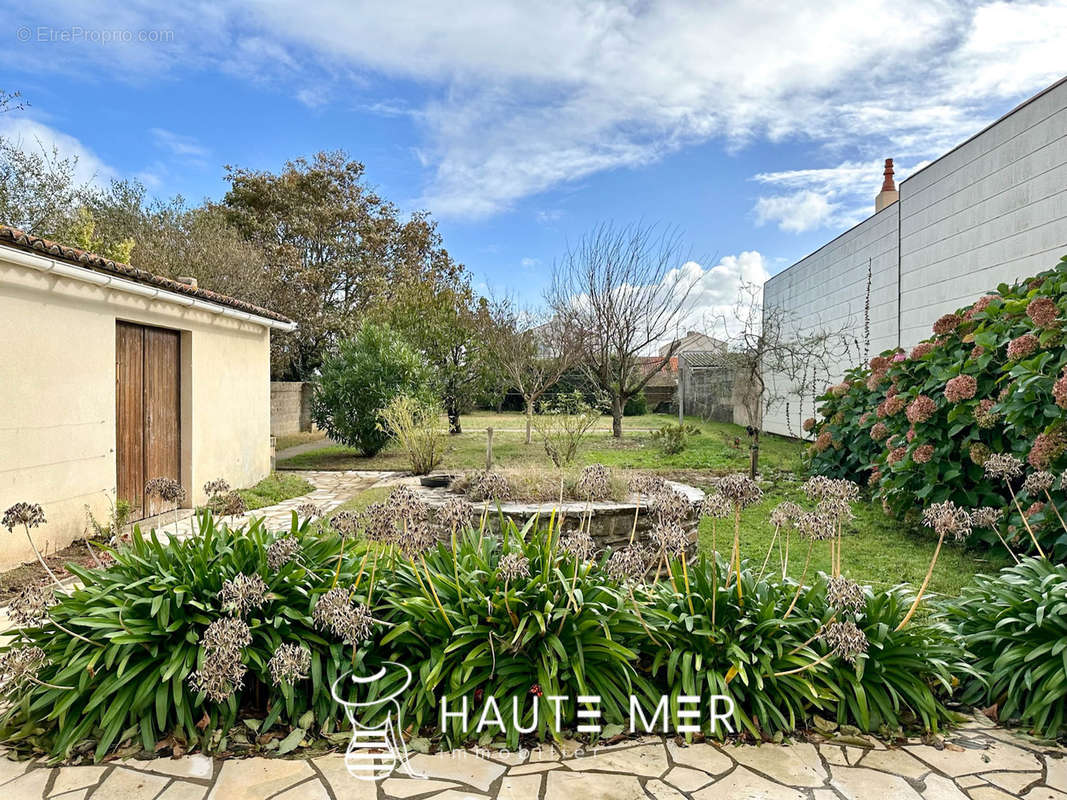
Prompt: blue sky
<box><xmin>2</xmin><ymin>1</ymin><xmax>1066</xmax><ymax>327</ymax></box>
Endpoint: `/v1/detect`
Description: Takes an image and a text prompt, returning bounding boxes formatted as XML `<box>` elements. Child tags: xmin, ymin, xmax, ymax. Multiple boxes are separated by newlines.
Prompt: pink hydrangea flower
<box><xmin>870</xmin><ymin>422</ymin><xmax>889</xmax><ymax>442</ymax></box>
<box><xmin>887</xmin><ymin>446</ymin><xmax>907</xmax><ymax>465</ymax></box>
<box><xmin>906</xmin><ymin>427</ymin><xmax>916</xmax><ymax>443</ymax></box>
<box><xmin>802</xmin><ymin>417</ymin><xmax>816</xmax><ymax>432</ymax></box>
<box><xmin>814</xmin><ymin>431</ymin><xmax>833</xmax><ymax>452</ymax></box>
<box><xmin>905</xmin><ymin>395</ymin><xmax>936</xmax><ymax>424</ymax></box>
<box><xmin>932</xmin><ymin>314</ymin><xmax>962</xmax><ymax>335</ymax></box>
<box><xmin>944</xmin><ymin>374</ymin><xmax>978</xmax><ymax>403</ymax></box>
<box><xmin>913</xmin><ymin>444</ymin><xmax>935</xmax><ymax>463</ymax></box>
<box><xmin>910</xmin><ymin>341</ymin><xmax>935</xmax><ymax>360</ymax></box>
<box><xmin>1026</xmin><ymin>296</ymin><xmax>1059</xmax><ymax>329</ymax></box>
<box><xmin>1007</xmin><ymin>333</ymin><xmax>1039</xmax><ymax>361</ymax></box>
<box><xmin>1028</xmin><ymin>432</ymin><xmax>1064</xmax><ymax>470</ymax></box>
<box><xmin>892</xmin><ymin>352</ymin><xmax>906</xmax><ymax>362</ymax></box>
<box><xmin>1053</xmin><ymin>373</ymin><xmax>1067</xmax><ymax>409</ymax></box>
<box><xmin>885</xmin><ymin>395</ymin><xmax>906</xmax><ymax>416</ymax></box>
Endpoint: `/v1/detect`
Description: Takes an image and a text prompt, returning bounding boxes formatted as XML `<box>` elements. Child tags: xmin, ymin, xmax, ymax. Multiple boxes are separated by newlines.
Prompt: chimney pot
<box><xmin>875</xmin><ymin>157</ymin><xmax>899</xmax><ymax>213</ymax></box>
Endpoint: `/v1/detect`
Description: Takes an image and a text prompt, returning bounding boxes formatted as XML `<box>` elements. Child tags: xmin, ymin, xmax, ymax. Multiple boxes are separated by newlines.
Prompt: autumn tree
<box><xmin>547</xmin><ymin>222</ymin><xmax>699</xmax><ymax>438</ymax></box>
<box><xmin>485</xmin><ymin>299</ymin><xmax>584</xmax><ymax>444</ymax></box>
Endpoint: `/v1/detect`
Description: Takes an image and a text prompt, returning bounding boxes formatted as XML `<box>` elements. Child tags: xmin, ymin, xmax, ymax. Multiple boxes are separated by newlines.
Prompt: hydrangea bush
<box><xmin>807</xmin><ymin>255</ymin><xmax>1067</xmax><ymax>557</ymax></box>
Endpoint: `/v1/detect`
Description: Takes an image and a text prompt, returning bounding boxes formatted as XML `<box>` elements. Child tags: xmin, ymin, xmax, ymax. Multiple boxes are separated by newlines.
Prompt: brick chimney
<box><xmin>875</xmin><ymin>158</ymin><xmax>898</xmax><ymax>212</ymax></box>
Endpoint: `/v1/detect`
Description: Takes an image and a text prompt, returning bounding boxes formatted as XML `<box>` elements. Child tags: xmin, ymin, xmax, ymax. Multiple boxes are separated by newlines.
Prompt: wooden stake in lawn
<box><xmin>897</xmin><ymin>500</ymin><xmax>973</xmax><ymax>630</ymax></box>
<box><xmin>486</xmin><ymin>426</ymin><xmax>494</xmax><ymax>470</ymax></box>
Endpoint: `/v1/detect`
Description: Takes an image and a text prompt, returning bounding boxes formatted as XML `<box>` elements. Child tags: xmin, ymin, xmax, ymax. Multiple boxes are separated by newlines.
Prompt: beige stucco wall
<box><xmin>0</xmin><ymin>253</ymin><xmax>272</xmax><ymax>569</ymax></box>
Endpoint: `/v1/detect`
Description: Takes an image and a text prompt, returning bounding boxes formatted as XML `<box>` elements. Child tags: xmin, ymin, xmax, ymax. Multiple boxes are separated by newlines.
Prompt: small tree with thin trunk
<box><xmin>485</xmin><ymin>300</ymin><xmax>583</xmax><ymax>444</ymax></box>
<box><xmin>547</xmin><ymin>222</ymin><xmax>699</xmax><ymax>438</ymax></box>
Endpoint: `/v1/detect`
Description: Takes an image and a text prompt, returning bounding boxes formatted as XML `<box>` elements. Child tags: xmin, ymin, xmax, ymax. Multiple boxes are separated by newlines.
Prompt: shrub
<box><xmin>532</xmin><ymin>390</ymin><xmax>602</xmax><ymax>467</ymax></box>
<box><xmin>808</xmin><ymin>255</ymin><xmax>1067</xmax><ymax>557</ymax></box>
<box><xmin>451</xmin><ymin>466</ymin><xmax>627</xmax><ymax>503</ymax></box>
<box><xmin>649</xmin><ymin>422</ymin><xmax>700</xmax><ymax>455</ymax></box>
<box><xmin>623</xmin><ymin>392</ymin><xmax>648</xmax><ymax>416</ymax></box>
<box><xmin>943</xmin><ymin>557</ymin><xmax>1067</xmax><ymax>738</ymax></box>
<box><xmin>379</xmin><ymin>394</ymin><xmax>447</xmax><ymax>474</ymax></box>
<box><xmin>311</xmin><ymin>322</ymin><xmax>429</xmax><ymax>456</ymax></box>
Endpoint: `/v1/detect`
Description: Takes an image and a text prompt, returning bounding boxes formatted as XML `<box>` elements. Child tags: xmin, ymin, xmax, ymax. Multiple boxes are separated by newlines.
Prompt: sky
<box><xmin>1</xmin><ymin>0</ymin><xmax>1066</xmax><ymax>335</ymax></box>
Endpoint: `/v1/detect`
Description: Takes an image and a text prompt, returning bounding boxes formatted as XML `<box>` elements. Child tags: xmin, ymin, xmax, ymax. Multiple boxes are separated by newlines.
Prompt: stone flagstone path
<box><xmin>1</xmin><ymin>714</ymin><xmax>1064</xmax><ymax>799</ymax></box>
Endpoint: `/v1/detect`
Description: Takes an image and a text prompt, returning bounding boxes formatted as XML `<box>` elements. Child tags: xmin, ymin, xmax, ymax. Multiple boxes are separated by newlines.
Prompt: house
<box><xmin>658</xmin><ymin>330</ymin><xmax>725</xmax><ymax>357</ymax></box>
<box><xmin>0</xmin><ymin>225</ymin><xmax>295</xmax><ymax>568</ymax></box>
<box><xmin>762</xmin><ymin>76</ymin><xmax>1067</xmax><ymax>437</ymax></box>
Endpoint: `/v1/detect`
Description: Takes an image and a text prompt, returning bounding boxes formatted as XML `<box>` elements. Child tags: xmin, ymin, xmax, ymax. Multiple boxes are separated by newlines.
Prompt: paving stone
<box><xmin>730</xmin><ymin>742</ymin><xmax>827</xmax><ymax>788</ymax></box>
<box><xmin>1020</xmin><ymin>789</ymin><xmax>1067</xmax><ymax>800</ymax></box>
<box><xmin>645</xmin><ymin>779</ymin><xmax>688</xmax><ymax>800</ymax></box>
<box><xmin>692</xmin><ymin>766</ymin><xmax>806</xmax><ymax>800</ymax></box>
<box><xmin>311</xmin><ymin>755</ymin><xmax>379</xmax><ymax>800</ymax></box>
<box><xmin>381</xmin><ymin>778</ymin><xmax>462</xmax><ymax>797</ymax></box>
<box><xmin>905</xmin><ymin>741</ymin><xmax>1042</xmax><ymax>777</ymax></box>
<box><xmin>122</xmin><ymin>756</ymin><xmax>214</xmax><ymax>780</ymax></box>
<box><xmin>565</xmin><ymin>743</ymin><xmax>668</xmax><ymax>777</ymax></box>
<box><xmin>406</xmin><ymin>753</ymin><xmax>507</xmax><ymax>792</ymax></box>
<box><xmin>923</xmin><ymin>774</ymin><xmax>972</xmax><ymax>800</ymax></box>
<box><xmin>830</xmin><ymin>765</ymin><xmax>923</xmax><ymax>799</ymax></box>
<box><xmin>273</xmin><ymin>778</ymin><xmax>330</xmax><ymax>800</ymax></box>
<box><xmin>93</xmin><ymin>767</ymin><xmax>170</xmax><ymax>800</ymax></box>
<box><xmin>663</xmin><ymin>765</ymin><xmax>712</xmax><ymax>792</ymax></box>
<box><xmin>525</xmin><ymin>744</ymin><xmax>560</xmax><ymax>764</ymax></box>
<box><xmin>495</xmin><ymin>773</ymin><xmax>541</xmax><ymax>800</ymax></box>
<box><xmin>422</xmin><ymin>792</ymin><xmax>489</xmax><ymax>800</ymax></box>
<box><xmin>812</xmin><ymin>792</ymin><xmax>839</xmax><ymax>800</ymax></box>
<box><xmin>47</xmin><ymin>765</ymin><xmax>106</xmax><ymax>796</ymax></box>
<box><xmin>50</xmin><ymin>790</ymin><xmax>90</xmax><ymax>800</ymax></box>
<box><xmin>207</xmin><ymin>758</ymin><xmax>315</xmax><ymax>800</ymax></box>
<box><xmin>845</xmin><ymin>746</ymin><xmax>870</xmax><ymax>765</ymax></box>
<box><xmin>857</xmin><ymin>748</ymin><xmax>930</xmax><ymax>779</ymax></box>
<box><xmin>1048</xmin><ymin>757</ymin><xmax>1067</xmax><ymax>793</ymax></box>
<box><xmin>4</xmin><ymin>768</ymin><xmax>51</xmax><ymax>799</ymax></box>
<box><xmin>966</xmin><ymin>787</ymin><xmax>1018</xmax><ymax>800</ymax></box>
<box><xmin>981</xmin><ymin>771</ymin><xmax>1041</xmax><ymax>794</ymax></box>
<box><xmin>821</xmin><ymin>745</ymin><xmax>850</xmax><ymax>767</ymax></box>
<box><xmin>665</xmin><ymin>740</ymin><xmax>733</xmax><ymax>775</ymax></box>
<box><xmin>156</xmin><ymin>783</ymin><xmax>209</xmax><ymax>800</ymax></box>
<box><xmin>544</xmin><ymin>769</ymin><xmax>645</xmax><ymax>800</ymax></box>
<box><xmin>0</xmin><ymin>758</ymin><xmax>30</xmax><ymax>786</ymax></box>
<box><xmin>506</xmin><ymin>762</ymin><xmax>562</xmax><ymax>776</ymax></box>
<box><xmin>958</xmin><ymin>776</ymin><xmax>986</xmax><ymax>789</ymax></box>
<box><xmin>481</xmin><ymin>749</ymin><xmax>528</xmax><ymax>766</ymax></box>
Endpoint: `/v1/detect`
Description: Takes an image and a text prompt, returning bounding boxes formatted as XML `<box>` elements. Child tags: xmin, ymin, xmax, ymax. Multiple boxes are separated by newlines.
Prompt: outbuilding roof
<box><xmin>0</xmin><ymin>224</ymin><xmax>294</xmax><ymax>326</ymax></box>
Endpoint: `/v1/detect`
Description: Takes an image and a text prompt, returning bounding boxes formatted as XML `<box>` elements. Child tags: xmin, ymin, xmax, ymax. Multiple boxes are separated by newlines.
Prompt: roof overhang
<box><xmin>0</xmin><ymin>246</ymin><xmax>298</xmax><ymax>332</ymax></box>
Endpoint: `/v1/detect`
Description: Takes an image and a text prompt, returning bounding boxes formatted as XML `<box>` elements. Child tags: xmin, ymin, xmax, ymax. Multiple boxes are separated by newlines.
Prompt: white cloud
<box><xmin>0</xmin><ymin>116</ymin><xmax>117</xmax><ymax>187</ymax></box>
<box><xmin>150</xmin><ymin>128</ymin><xmax>210</xmax><ymax>161</ymax></box>
<box><xmin>520</xmin><ymin>257</ymin><xmax>540</xmax><ymax>269</ymax></box>
<box><xmin>5</xmin><ymin>1</ymin><xmax>1067</xmax><ymax>219</ymax></box>
<box><xmin>753</xmin><ymin>191</ymin><xmax>841</xmax><ymax>234</ymax></box>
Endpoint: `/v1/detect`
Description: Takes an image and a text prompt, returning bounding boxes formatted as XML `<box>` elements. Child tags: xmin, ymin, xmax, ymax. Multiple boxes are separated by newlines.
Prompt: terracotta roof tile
<box><xmin>0</xmin><ymin>224</ymin><xmax>293</xmax><ymax>325</ymax></box>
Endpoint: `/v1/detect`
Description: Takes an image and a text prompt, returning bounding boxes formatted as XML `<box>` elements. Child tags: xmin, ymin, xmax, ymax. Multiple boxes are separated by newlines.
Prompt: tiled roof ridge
<box><xmin>0</xmin><ymin>224</ymin><xmax>293</xmax><ymax>324</ymax></box>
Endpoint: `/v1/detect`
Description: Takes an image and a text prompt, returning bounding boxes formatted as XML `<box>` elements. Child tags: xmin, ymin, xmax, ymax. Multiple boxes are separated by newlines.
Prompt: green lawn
<box><xmin>237</xmin><ymin>472</ymin><xmax>314</xmax><ymax>511</ymax></box>
<box><xmin>274</xmin><ymin>431</ymin><xmax>327</xmax><ymax>452</ymax></box>
<box><xmin>294</xmin><ymin>411</ymin><xmax>1004</xmax><ymax>603</ymax></box>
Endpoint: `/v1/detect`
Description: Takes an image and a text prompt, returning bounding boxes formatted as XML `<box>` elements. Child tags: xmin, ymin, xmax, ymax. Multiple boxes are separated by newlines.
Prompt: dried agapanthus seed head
<box><xmin>266</xmin><ymin>537</ymin><xmax>300</xmax><ymax>570</ymax></box>
<box><xmin>2</xmin><ymin>502</ymin><xmax>45</xmax><ymax>532</ymax></box>
<box><xmin>817</xmin><ymin>497</ymin><xmax>854</xmax><ymax>523</ymax></box>
<box><xmin>560</xmin><ymin>529</ymin><xmax>596</xmax><ymax>561</ymax></box>
<box><xmin>969</xmin><ymin>506</ymin><xmax>1002</xmax><ymax>529</ymax></box>
<box><xmin>606</xmin><ymin>545</ymin><xmax>649</xmax><ymax>584</ymax></box>
<box><xmin>769</xmin><ymin>501</ymin><xmax>803</xmax><ymax>528</ymax></box>
<box><xmin>650</xmin><ymin>521</ymin><xmax>691</xmax><ymax>556</ymax></box>
<box><xmin>576</xmin><ymin>464</ymin><xmax>612</xmax><ymax>501</ymax></box>
<box><xmin>1023</xmin><ymin>471</ymin><xmax>1056</xmax><ymax>495</ymax></box>
<box><xmin>268</xmin><ymin>643</ymin><xmax>311</xmax><ymax>686</ymax></box>
<box><xmin>211</xmin><ymin>491</ymin><xmax>247</xmax><ymax>517</ymax></box>
<box><xmin>922</xmin><ymin>500</ymin><xmax>973</xmax><ymax>542</ymax></box>
<box><xmin>984</xmin><ymin>453</ymin><xmax>1024</xmax><ymax>481</ymax></box>
<box><xmin>313</xmin><ymin>587</ymin><xmax>374</xmax><ymax>644</ymax></box>
<box><xmin>821</xmin><ymin>620</ymin><xmax>869</xmax><ymax>664</ymax></box>
<box><xmin>0</xmin><ymin>646</ymin><xmax>48</xmax><ymax>693</ymax></box>
<box><xmin>498</xmin><ymin>552</ymin><xmax>531</xmax><ymax>582</ymax></box>
<box><xmin>7</xmin><ymin>584</ymin><xmax>55</xmax><ymax>628</ymax></box>
<box><xmin>329</xmin><ymin>510</ymin><xmax>361</xmax><ymax>538</ymax></box>
<box><xmin>360</xmin><ymin>503</ymin><xmax>397</xmax><ymax>543</ymax></box>
<box><xmin>188</xmin><ymin>649</ymin><xmax>248</xmax><ymax>703</ymax></box>
<box><xmin>797</xmin><ymin>510</ymin><xmax>835</xmax><ymax>541</ymax></box>
<box><xmin>465</xmin><ymin>470</ymin><xmax>511</xmax><ymax>503</ymax></box>
<box><xmin>630</xmin><ymin>473</ymin><xmax>668</xmax><ymax>497</ymax></box>
<box><xmin>145</xmin><ymin>477</ymin><xmax>186</xmax><ymax>504</ymax></box>
<box><xmin>200</xmin><ymin>617</ymin><xmax>253</xmax><ymax>654</ymax></box>
<box><xmin>718</xmin><ymin>474</ymin><xmax>763</xmax><ymax>508</ymax></box>
<box><xmin>397</xmin><ymin>525</ymin><xmax>437</xmax><ymax>557</ymax></box>
<box><xmin>825</xmin><ymin>576</ymin><xmax>866</xmax><ymax>613</ymax></box>
<box><xmin>652</xmin><ymin>487</ymin><xmax>691</xmax><ymax>524</ymax></box>
<box><xmin>699</xmin><ymin>493</ymin><xmax>731</xmax><ymax>520</ymax></box>
<box><xmin>437</xmin><ymin>497</ymin><xmax>474</xmax><ymax>530</ymax></box>
<box><xmin>802</xmin><ymin>475</ymin><xmax>834</xmax><ymax>501</ymax></box>
<box><xmin>218</xmin><ymin>573</ymin><xmax>269</xmax><ymax>617</ymax></box>
<box><xmin>387</xmin><ymin>486</ymin><xmax>429</xmax><ymax>523</ymax></box>
<box><xmin>295</xmin><ymin>502</ymin><xmax>325</xmax><ymax>520</ymax></box>
<box><xmin>203</xmin><ymin>478</ymin><xmax>230</xmax><ymax>497</ymax></box>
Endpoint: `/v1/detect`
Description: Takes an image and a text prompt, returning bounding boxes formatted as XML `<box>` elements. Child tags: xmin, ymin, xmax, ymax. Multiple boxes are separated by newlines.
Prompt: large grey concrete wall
<box><xmin>270</xmin><ymin>381</ymin><xmax>314</xmax><ymax>436</ymax></box>
<box><xmin>761</xmin><ymin>78</ymin><xmax>1067</xmax><ymax>438</ymax></box>
<box><xmin>762</xmin><ymin>202</ymin><xmax>899</xmax><ymax>437</ymax></box>
<box><xmin>899</xmin><ymin>80</ymin><xmax>1067</xmax><ymax>346</ymax></box>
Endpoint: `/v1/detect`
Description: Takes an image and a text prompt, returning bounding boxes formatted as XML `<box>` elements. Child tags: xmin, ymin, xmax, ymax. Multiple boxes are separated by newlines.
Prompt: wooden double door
<box><xmin>116</xmin><ymin>321</ymin><xmax>182</xmax><ymax>520</ymax></box>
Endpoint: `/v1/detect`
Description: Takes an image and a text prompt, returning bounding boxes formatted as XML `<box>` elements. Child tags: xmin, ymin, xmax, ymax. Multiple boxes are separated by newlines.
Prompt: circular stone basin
<box><xmin>416</xmin><ymin>480</ymin><xmax>705</xmax><ymax>551</ymax></box>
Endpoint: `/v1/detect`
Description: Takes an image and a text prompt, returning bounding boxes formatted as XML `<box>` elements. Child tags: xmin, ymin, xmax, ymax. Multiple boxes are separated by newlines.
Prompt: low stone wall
<box><xmin>270</xmin><ymin>382</ymin><xmax>315</xmax><ymax>436</ymax></box>
<box><xmin>417</xmin><ymin>480</ymin><xmax>706</xmax><ymax>551</ymax></box>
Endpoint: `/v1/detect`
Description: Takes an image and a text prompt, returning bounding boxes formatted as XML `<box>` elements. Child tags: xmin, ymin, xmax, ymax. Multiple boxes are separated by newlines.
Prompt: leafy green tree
<box><xmin>310</xmin><ymin>322</ymin><xmax>430</xmax><ymax>456</ymax></box>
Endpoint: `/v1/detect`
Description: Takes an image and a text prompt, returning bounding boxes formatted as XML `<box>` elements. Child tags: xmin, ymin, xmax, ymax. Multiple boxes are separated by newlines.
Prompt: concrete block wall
<box><xmin>270</xmin><ymin>382</ymin><xmax>315</xmax><ymax>436</ymax></box>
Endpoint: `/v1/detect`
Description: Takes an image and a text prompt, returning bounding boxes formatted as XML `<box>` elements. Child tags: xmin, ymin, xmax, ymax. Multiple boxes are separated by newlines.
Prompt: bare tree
<box><xmin>548</xmin><ymin>222</ymin><xmax>699</xmax><ymax>438</ymax></box>
<box><xmin>709</xmin><ymin>282</ymin><xmax>849</xmax><ymax>476</ymax></box>
<box><xmin>485</xmin><ymin>299</ymin><xmax>584</xmax><ymax>444</ymax></box>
